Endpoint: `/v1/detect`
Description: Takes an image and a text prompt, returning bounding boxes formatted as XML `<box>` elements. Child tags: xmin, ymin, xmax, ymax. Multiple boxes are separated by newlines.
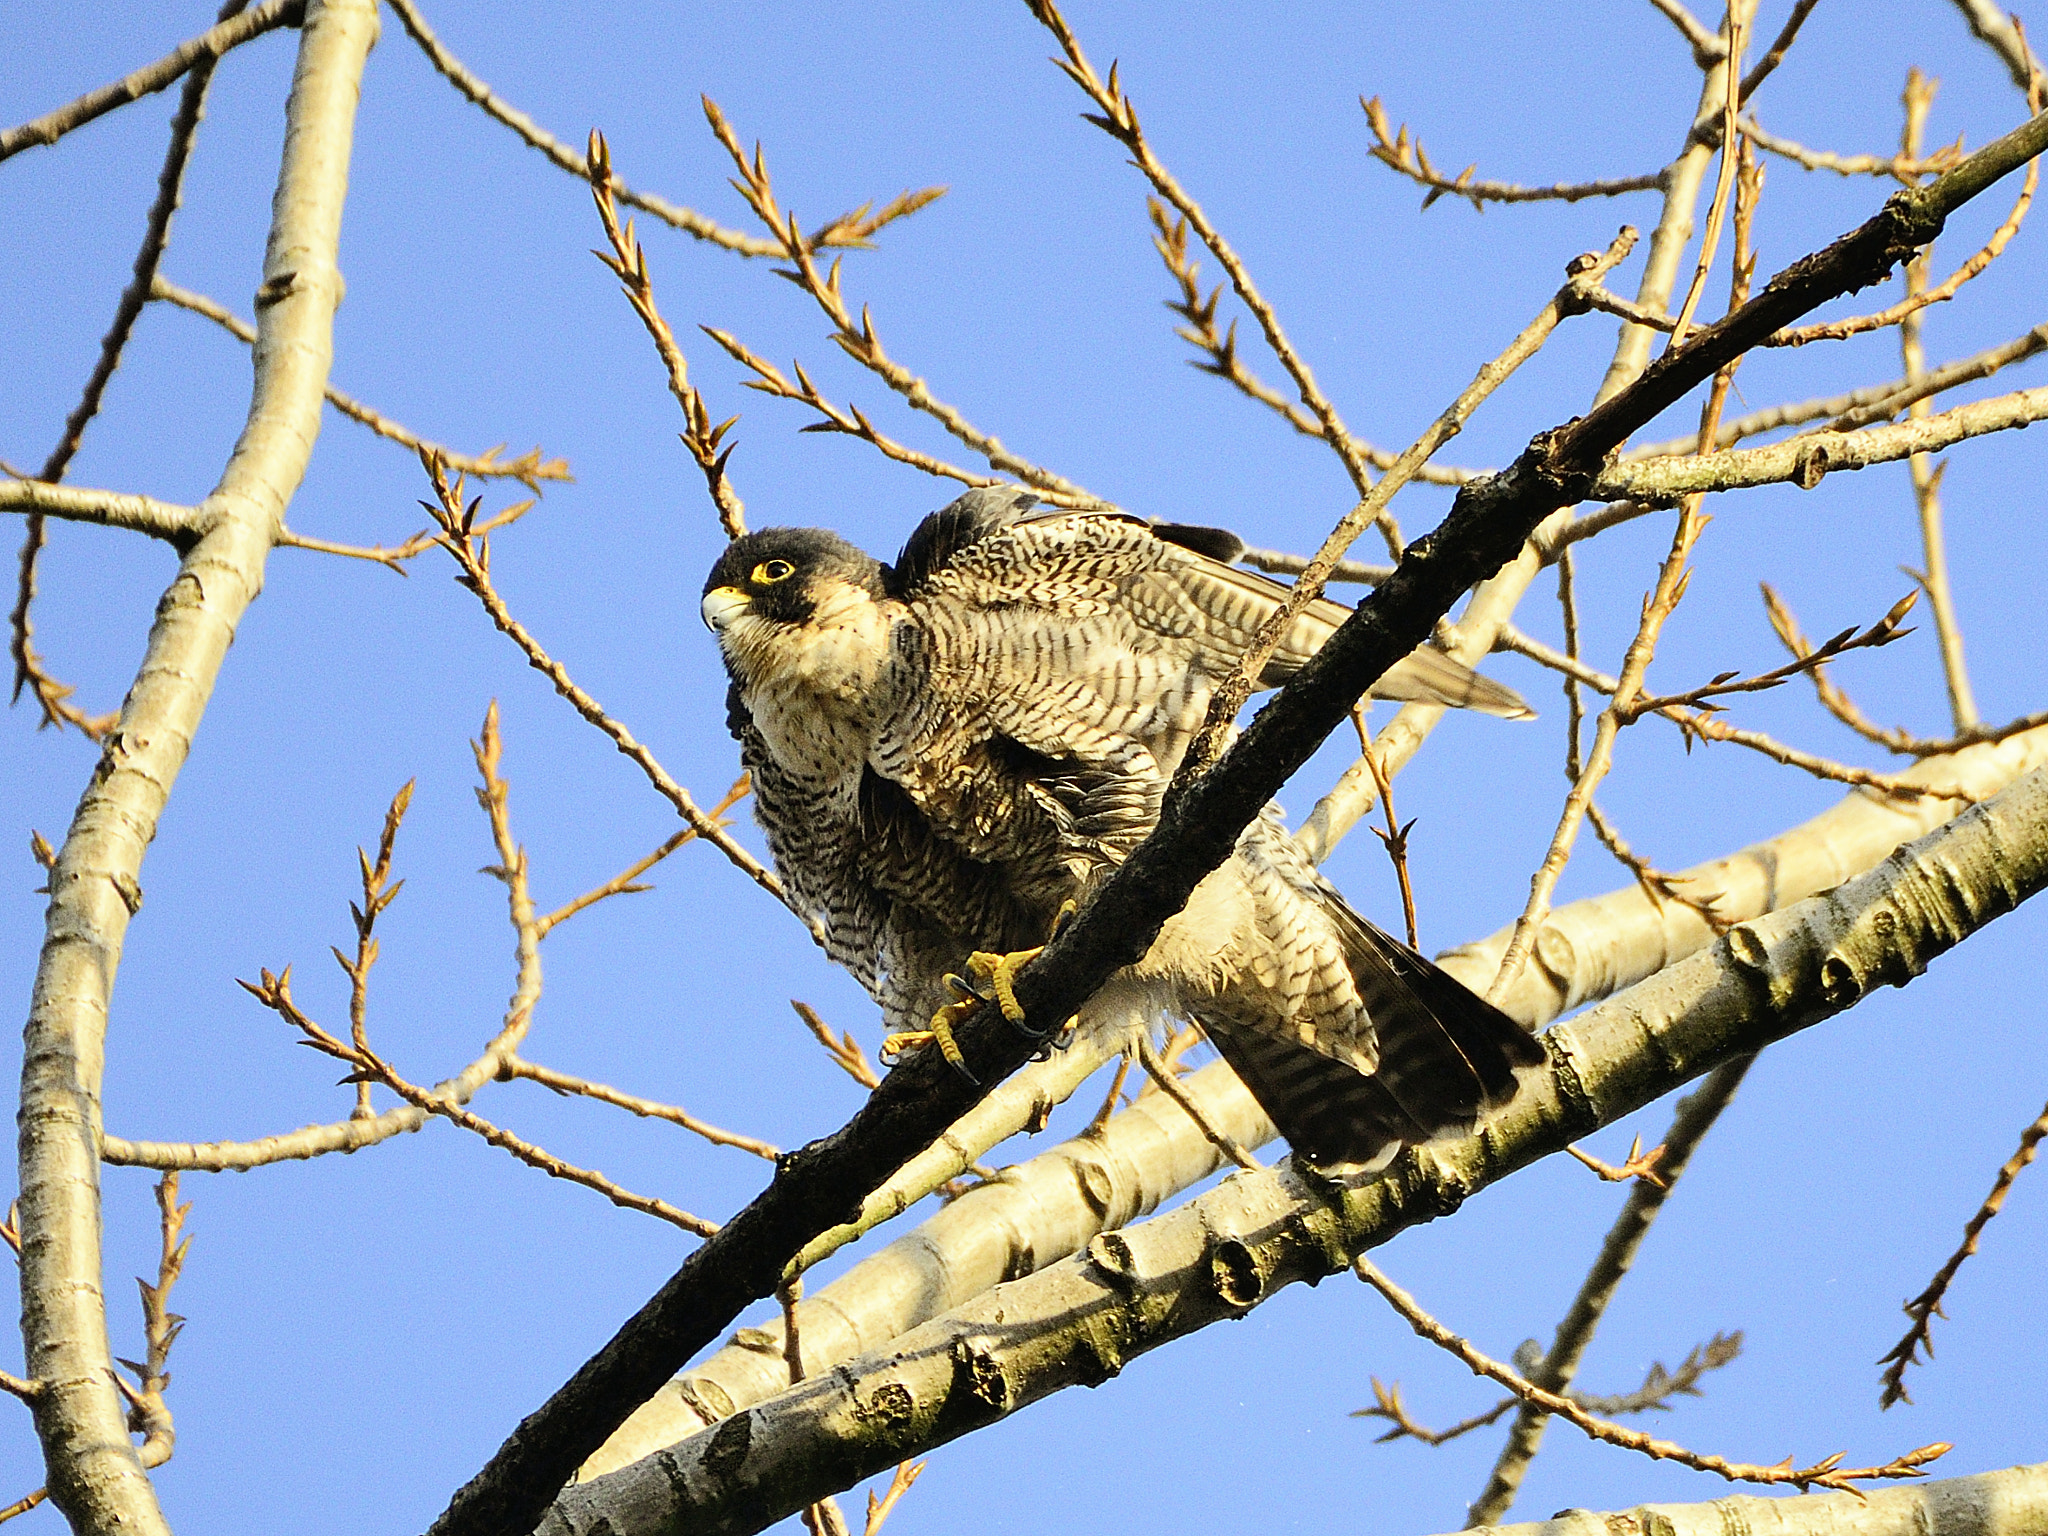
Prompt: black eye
<box><xmin>753</xmin><ymin>559</ymin><xmax>795</xmax><ymax>584</ymax></box>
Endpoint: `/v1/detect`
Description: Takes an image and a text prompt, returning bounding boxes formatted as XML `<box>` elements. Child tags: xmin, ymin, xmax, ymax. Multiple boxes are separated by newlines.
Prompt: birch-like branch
<box><xmin>582</xmin><ymin>1042</ymin><xmax>1267</xmax><ymax>1479</ymax></box>
<box><xmin>1595</xmin><ymin>385</ymin><xmax>2048</xmax><ymax>500</ymax></box>
<box><xmin>16</xmin><ymin>3</ymin><xmax>376</xmax><ymax>1530</ymax></box>
<box><xmin>1450</xmin><ymin>1458</ymin><xmax>2048</xmax><ymax>1536</ymax></box>
<box><xmin>0</xmin><ymin>480</ymin><xmax>199</xmax><ymax>542</ymax></box>
<box><xmin>545</xmin><ymin>765</ymin><xmax>2048</xmax><ymax>1535</ymax></box>
<box><xmin>576</xmin><ymin>724</ymin><xmax>2048</xmax><ymax>1488</ymax></box>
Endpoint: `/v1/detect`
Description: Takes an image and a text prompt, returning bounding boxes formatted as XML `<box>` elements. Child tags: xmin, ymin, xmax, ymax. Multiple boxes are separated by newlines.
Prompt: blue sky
<box><xmin>4</xmin><ymin>4</ymin><xmax>2046</xmax><ymax>1532</ymax></box>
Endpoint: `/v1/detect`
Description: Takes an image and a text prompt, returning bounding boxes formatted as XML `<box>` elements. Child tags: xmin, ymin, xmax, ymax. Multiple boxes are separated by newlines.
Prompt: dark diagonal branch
<box><xmin>425</xmin><ymin>99</ymin><xmax>2048</xmax><ymax>1536</ymax></box>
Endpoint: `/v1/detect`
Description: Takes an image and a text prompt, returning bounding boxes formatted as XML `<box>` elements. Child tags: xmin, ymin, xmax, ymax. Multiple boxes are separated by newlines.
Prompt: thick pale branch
<box><xmin>17</xmin><ymin>2</ymin><xmax>376</xmax><ymax>1530</ymax></box>
<box><xmin>548</xmin><ymin>766</ymin><xmax>2048</xmax><ymax>1534</ymax></box>
<box><xmin>1597</xmin><ymin>386</ymin><xmax>2048</xmax><ymax>500</ymax></box>
<box><xmin>1</xmin><ymin>480</ymin><xmax>199</xmax><ymax>542</ymax></box>
<box><xmin>581</xmin><ymin>725</ymin><xmax>2048</xmax><ymax>1481</ymax></box>
<box><xmin>1452</xmin><ymin>1459</ymin><xmax>2048</xmax><ymax>1536</ymax></box>
<box><xmin>582</xmin><ymin>1044</ymin><xmax>1263</xmax><ymax>1479</ymax></box>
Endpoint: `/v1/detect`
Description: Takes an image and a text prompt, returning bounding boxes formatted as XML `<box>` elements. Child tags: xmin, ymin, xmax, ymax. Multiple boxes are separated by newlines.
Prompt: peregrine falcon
<box><xmin>703</xmin><ymin>487</ymin><xmax>1543</xmax><ymax>1169</ymax></box>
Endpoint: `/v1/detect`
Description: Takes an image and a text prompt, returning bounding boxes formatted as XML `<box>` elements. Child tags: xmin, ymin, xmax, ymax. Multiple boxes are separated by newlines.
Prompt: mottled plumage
<box><xmin>703</xmin><ymin>488</ymin><xmax>1542</xmax><ymax>1168</ymax></box>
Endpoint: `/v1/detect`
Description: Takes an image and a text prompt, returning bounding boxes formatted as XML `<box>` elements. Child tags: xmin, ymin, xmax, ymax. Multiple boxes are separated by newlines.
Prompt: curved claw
<box><xmin>881</xmin><ymin>996</ymin><xmax>982</xmax><ymax>1085</ymax></box>
<box><xmin>964</xmin><ymin>900</ymin><xmax>1080</xmax><ymax>1039</ymax></box>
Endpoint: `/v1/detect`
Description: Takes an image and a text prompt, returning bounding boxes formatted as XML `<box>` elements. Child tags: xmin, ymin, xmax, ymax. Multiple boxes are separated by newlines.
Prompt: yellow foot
<box><xmin>964</xmin><ymin>899</ymin><xmax>1078</xmax><ymax>1028</ymax></box>
<box><xmin>880</xmin><ymin>986</ymin><xmax>982</xmax><ymax>1078</ymax></box>
<box><xmin>883</xmin><ymin>903</ymin><xmax>1083</xmax><ymax>1077</ymax></box>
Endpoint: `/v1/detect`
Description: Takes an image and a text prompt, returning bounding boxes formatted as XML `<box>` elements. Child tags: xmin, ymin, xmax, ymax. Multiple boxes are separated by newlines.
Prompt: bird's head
<box><xmin>701</xmin><ymin>527</ymin><xmax>891</xmax><ymax>690</ymax></box>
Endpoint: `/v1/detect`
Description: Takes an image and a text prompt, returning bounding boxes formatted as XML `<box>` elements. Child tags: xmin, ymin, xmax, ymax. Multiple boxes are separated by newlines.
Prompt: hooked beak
<box><xmin>701</xmin><ymin>586</ymin><xmax>750</xmax><ymax>633</ymax></box>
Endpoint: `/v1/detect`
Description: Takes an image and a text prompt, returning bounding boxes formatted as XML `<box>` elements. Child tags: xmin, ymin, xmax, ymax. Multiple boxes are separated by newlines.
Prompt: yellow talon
<box><xmin>883</xmin><ymin>903</ymin><xmax>1083</xmax><ymax>1075</ymax></box>
<box><xmin>881</xmin><ymin>983</ymin><xmax>982</xmax><ymax>1076</ymax></box>
<box><xmin>965</xmin><ymin>899</ymin><xmax>1077</xmax><ymax>1028</ymax></box>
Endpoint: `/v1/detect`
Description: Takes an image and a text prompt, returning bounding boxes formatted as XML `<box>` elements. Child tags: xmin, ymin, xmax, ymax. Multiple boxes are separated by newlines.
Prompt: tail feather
<box><xmin>1198</xmin><ymin>1012</ymin><xmax>1430</xmax><ymax>1170</ymax></box>
<box><xmin>1199</xmin><ymin>899</ymin><xmax>1544</xmax><ymax>1171</ymax></box>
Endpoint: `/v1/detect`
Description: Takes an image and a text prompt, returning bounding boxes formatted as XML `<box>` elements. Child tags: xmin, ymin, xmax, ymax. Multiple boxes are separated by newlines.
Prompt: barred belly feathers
<box><xmin>703</xmin><ymin>487</ymin><xmax>1542</xmax><ymax>1171</ymax></box>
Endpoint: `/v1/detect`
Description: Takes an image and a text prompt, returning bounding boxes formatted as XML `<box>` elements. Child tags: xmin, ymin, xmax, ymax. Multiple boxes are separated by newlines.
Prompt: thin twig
<box><xmin>418</xmin><ymin>454</ymin><xmax>808</xmax><ymax>928</ymax></box>
<box><xmin>1741</xmin><ymin>116</ymin><xmax>1963</xmax><ymax>180</ymax></box>
<box><xmin>1667</xmin><ymin>10</ymin><xmax>1748</xmax><ymax>347</ymax></box>
<box><xmin>1735</xmin><ymin>0</ymin><xmax>1823</xmax><ymax>106</ymax></box>
<box><xmin>275</xmin><ymin>499</ymin><xmax>532</xmax><ymax>572</ymax></box>
<box><xmin>1359</xmin><ymin>1257</ymin><xmax>1948</xmax><ymax>1497</ymax></box>
<box><xmin>152</xmin><ymin>277</ymin><xmax>568</xmax><ymax>488</ymax></box>
<box><xmin>1177</xmin><ymin>229</ymin><xmax>1639</xmax><ymax>785</ymax></box>
<box><xmin>1354</xmin><ymin>712</ymin><xmax>1420</xmax><ymax>950</ymax></box>
<box><xmin>1878</xmin><ymin>1091</ymin><xmax>2048</xmax><ymax>1408</ymax></box>
<box><xmin>11</xmin><ymin>0</ymin><xmax>245</xmax><ymax>735</ymax></box>
<box><xmin>700</xmin><ymin>97</ymin><xmax>1090</xmax><ymax>506</ymax></box>
<box><xmin>1898</xmin><ymin>70</ymin><xmax>1984</xmax><ymax>734</ymax></box>
<box><xmin>1145</xmin><ymin>200</ymin><xmax>1477</xmax><ymax>487</ymax></box>
<box><xmin>115</xmin><ymin>1173</ymin><xmax>190</xmax><ymax>1468</ymax></box>
<box><xmin>1470</xmin><ymin>1058</ymin><xmax>1756</xmax><ymax>1523</ymax></box>
<box><xmin>1585</xmin><ymin>801</ymin><xmax>1729</xmax><ymax>934</ymax></box>
<box><xmin>1034</xmin><ymin>2</ymin><xmax>1414</xmax><ymax>552</ymax></box>
<box><xmin>1498</xmin><ymin>622</ymin><xmax>1947</xmax><ymax>799</ymax></box>
<box><xmin>1621</xmin><ymin>320</ymin><xmax>2048</xmax><ymax>457</ymax></box>
<box><xmin>1136</xmin><ymin>1037</ymin><xmax>1259</xmax><ymax>1171</ymax></box>
<box><xmin>791</xmin><ymin>1001</ymin><xmax>882</xmax><ymax>1091</ymax></box>
<box><xmin>245</xmin><ymin>967</ymin><xmax>718</xmax><ymax>1236</ymax></box>
<box><xmin>0</xmin><ymin>0</ymin><xmax>300</xmax><ymax>162</ymax></box>
<box><xmin>503</xmin><ymin>1058</ymin><xmax>777</xmax><ymax>1160</ymax></box>
<box><xmin>587</xmin><ymin>132</ymin><xmax>746</xmax><ymax>537</ymax></box>
<box><xmin>1566</xmin><ymin>1133</ymin><xmax>1670</xmax><ymax>1188</ymax></box>
<box><xmin>337</xmin><ymin>781</ymin><xmax>413</xmax><ymax>1117</ymax></box>
<box><xmin>1354</xmin><ymin>1380</ymin><xmax>1516</xmax><ymax>1445</ymax></box>
<box><xmin>1033</xmin><ymin>0</ymin><xmax>1415</xmax><ymax>548</ymax></box>
<box><xmin>862</xmin><ymin>1461</ymin><xmax>926</xmax><ymax>1536</ymax></box>
<box><xmin>1770</xmin><ymin>62</ymin><xmax>2042</xmax><ymax>347</ymax></box>
<box><xmin>1355</xmin><ymin>1332</ymin><xmax>1740</xmax><ymax>1443</ymax></box>
<box><xmin>535</xmin><ymin>774</ymin><xmax>750</xmax><ymax>936</ymax></box>
<box><xmin>1362</xmin><ymin>95</ymin><xmax>1664</xmax><ymax>210</ymax></box>
<box><xmin>700</xmin><ymin>327</ymin><xmax>1007</xmax><ymax>495</ymax></box>
<box><xmin>381</xmin><ymin>0</ymin><xmax>940</xmax><ymax>258</ymax></box>
<box><xmin>1622</xmin><ymin>591</ymin><xmax>1917</xmax><ymax>718</ymax></box>
<box><xmin>1644</xmin><ymin>0</ymin><xmax>1725</xmax><ymax>64</ymax></box>
<box><xmin>1489</xmin><ymin>137</ymin><xmax>1759</xmax><ymax>1004</ymax></box>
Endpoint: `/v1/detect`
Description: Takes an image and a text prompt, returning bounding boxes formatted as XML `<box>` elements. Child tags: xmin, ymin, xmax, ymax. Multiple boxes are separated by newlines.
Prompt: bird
<box><xmin>702</xmin><ymin>486</ymin><xmax>1544</xmax><ymax>1170</ymax></box>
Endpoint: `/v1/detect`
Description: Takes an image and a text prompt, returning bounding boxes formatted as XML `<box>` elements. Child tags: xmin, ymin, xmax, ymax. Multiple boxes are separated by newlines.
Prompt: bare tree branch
<box><xmin>1451</xmin><ymin>1459</ymin><xmax>2048</xmax><ymax>1536</ymax></box>
<box><xmin>549</xmin><ymin>765</ymin><xmax>2048</xmax><ymax>1535</ymax></box>
<box><xmin>17</xmin><ymin>3</ymin><xmax>377</xmax><ymax>1528</ymax></box>
<box><xmin>0</xmin><ymin>0</ymin><xmax>300</xmax><ymax>162</ymax></box>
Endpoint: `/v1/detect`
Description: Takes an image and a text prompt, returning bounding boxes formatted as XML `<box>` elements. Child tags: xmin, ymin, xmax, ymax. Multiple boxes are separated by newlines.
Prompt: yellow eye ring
<box><xmin>753</xmin><ymin>559</ymin><xmax>796</xmax><ymax>584</ymax></box>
